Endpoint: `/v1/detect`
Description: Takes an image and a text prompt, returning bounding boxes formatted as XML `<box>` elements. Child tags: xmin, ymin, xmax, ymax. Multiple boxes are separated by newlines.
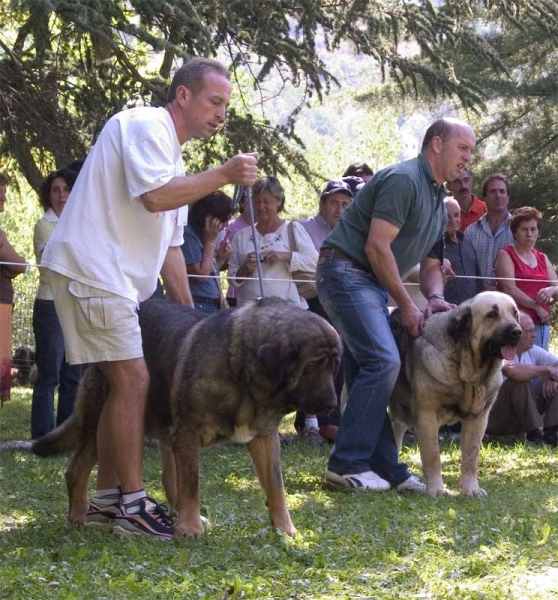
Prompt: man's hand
<box><xmin>222</xmin><ymin>152</ymin><xmax>258</xmax><ymax>186</ymax></box>
<box><xmin>399</xmin><ymin>303</ymin><xmax>425</xmax><ymax>337</ymax></box>
<box><xmin>424</xmin><ymin>296</ymin><xmax>456</xmax><ymax>319</ymax></box>
<box><xmin>442</xmin><ymin>258</ymin><xmax>456</xmax><ymax>283</ymax></box>
<box><xmin>542</xmin><ymin>379</ymin><xmax>558</xmax><ymax>398</ymax></box>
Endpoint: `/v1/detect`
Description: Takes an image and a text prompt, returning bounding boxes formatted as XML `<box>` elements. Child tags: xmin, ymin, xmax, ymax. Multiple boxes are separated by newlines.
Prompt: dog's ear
<box><xmin>447</xmin><ymin>306</ymin><xmax>472</xmax><ymax>344</ymax></box>
<box><xmin>258</xmin><ymin>342</ymin><xmax>300</xmax><ymax>389</ymax></box>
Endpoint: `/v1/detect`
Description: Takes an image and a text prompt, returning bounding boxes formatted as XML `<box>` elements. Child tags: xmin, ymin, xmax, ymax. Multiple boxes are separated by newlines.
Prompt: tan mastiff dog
<box><xmin>390</xmin><ymin>291</ymin><xmax>521</xmax><ymax>497</ymax></box>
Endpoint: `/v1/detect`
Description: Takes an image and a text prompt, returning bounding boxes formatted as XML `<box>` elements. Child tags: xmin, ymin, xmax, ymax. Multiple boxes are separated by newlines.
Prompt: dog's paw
<box><xmin>425</xmin><ymin>486</ymin><xmax>452</xmax><ymax>497</ymax></box>
<box><xmin>274</xmin><ymin>523</ymin><xmax>297</xmax><ymax>537</ymax></box>
<box><xmin>174</xmin><ymin>520</ymin><xmax>205</xmax><ymax>540</ymax></box>
<box><xmin>460</xmin><ymin>486</ymin><xmax>487</xmax><ymax>498</ymax></box>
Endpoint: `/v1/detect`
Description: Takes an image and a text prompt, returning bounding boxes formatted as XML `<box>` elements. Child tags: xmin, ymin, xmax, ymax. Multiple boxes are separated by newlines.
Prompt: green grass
<box><xmin>2</xmin><ymin>389</ymin><xmax>558</xmax><ymax>599</ymax></box>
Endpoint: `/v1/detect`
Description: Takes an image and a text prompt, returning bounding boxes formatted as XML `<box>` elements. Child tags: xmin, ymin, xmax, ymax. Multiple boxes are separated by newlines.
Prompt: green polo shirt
<box><xmin>322</xmin><ymin>153</ymin><xmax>447</xmax><ymax>279</ymax></box>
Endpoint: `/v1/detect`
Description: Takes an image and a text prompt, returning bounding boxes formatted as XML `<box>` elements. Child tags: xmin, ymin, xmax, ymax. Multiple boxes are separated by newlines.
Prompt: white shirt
<box><xmin>42</xmin><ymin>106</ymin><xmax>186</xmax><ymax>305</ymax></box>
<box><xmin>228</xmin><ymin>221</ymin><xmax>318</xmax><ymax>308</ymax></box>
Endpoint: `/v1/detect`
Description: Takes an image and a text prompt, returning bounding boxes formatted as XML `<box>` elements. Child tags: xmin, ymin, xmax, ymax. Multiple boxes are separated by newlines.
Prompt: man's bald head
<box><xmin>520</xmin><ymin>312</ymin><xmax>535</xmax><ymax>330</ymax></box>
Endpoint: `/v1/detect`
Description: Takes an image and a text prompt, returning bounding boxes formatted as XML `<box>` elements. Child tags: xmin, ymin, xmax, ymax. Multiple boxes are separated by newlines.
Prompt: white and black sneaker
<box><xmin>325</xmin><ymin>470</ymin><xmax>391</xmax><ymax>492</ymax></box>
<box><xmin>85</xmin><ymin>499</ymin><xmax>121</xmax><ymax>531</ymax></box>
<box><xmin>113</xmin><ymin>497</ymin><xmax>174</xmax><ymax>540</ymax></box>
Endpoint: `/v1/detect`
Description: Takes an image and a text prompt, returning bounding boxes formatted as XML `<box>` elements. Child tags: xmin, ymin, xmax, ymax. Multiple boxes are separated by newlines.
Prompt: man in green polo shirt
<box><xmin>317</xmin><ymin>118</ymin><xmax>476</xmax><ymax>493</ymax></box>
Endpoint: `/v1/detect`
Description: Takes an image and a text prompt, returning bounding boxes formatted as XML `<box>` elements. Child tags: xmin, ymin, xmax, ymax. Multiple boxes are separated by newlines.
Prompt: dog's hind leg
<box><xmin>391</xmin><ymin>419</ymin><xmax>408</xmax><ymax>455</ymax></box>
<box><xmin>66</xmin><ymin>438</ymin><xmax>97</xmax><ymax>526</ymax></box>
<box><xmin>246</xmin><ymin>433</ymin><xmax>296</xmax><ymax>536</ymax></box>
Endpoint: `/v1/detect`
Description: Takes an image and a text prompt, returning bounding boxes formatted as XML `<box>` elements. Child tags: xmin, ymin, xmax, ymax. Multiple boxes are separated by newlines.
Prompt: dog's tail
<box><xmin>31</xmin><ymin>416</ymin><xmax>79</xmax><ymax>457</ymax></box>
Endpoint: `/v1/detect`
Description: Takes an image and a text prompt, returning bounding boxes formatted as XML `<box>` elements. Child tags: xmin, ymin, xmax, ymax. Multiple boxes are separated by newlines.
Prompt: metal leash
<box><xmin>233</xmin><ymin>184</ymin><xmax>265</xmax><ymax>299</ymax></box>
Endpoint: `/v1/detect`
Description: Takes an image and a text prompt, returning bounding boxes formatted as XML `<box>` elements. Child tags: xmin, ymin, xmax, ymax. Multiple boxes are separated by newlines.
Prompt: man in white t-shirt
<box><xmin>486</xmin><ymin>312</ymin><xmax>558</xmax><ymax>446</ymax></box>
<box><xmin>41</xmin><ymin>57</ymin><xmax>258</xmax><ymax>540</ymax></box>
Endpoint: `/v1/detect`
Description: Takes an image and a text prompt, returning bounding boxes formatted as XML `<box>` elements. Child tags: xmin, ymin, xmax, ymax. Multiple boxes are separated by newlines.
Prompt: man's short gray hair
<box><xmin>167</xmin><ymin>58</ymin><xmax>230</xmax><ymax>103</ymax></box>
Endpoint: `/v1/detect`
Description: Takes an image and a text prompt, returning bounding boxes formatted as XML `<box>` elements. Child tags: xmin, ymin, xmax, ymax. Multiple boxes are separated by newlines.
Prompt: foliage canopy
<box><xmin>3</xmin><ymin>0</ymin><xmax>558</xmax><ymax>195</ymax></box>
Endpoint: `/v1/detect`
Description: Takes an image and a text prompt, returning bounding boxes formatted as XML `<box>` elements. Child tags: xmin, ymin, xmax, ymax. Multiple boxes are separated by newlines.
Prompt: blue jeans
<box><xmin>31</xmin><ymin>299</ymin><xmax>83</xmax><ymax>439</ymax></box>
<box><xmin>316</xmin><ymin>256</ymin><xmax>410</xmax><ymax>485</ymax></box>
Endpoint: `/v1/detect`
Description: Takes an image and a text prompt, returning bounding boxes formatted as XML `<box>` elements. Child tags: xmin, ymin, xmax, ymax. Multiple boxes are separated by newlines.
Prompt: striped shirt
<box><xmin>463</xmin><ymin>213</ymin><xmax>514</xmax><ymax>288</ymax></box>
<box><xmin>444</xmin><ymin>232</ymin><xmax>483</xmax><ymax>304</ymax></box>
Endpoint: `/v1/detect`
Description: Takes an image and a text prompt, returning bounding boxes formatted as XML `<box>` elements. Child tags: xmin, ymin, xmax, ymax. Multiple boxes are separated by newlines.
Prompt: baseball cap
<box><xmin>341</xmin><ymin>176</ymin><xmax>365</xmax><ymax>196</ymax></box>
<box><xmin>320</xmin><ymin>179</ymin><xmax>353</xmax><ymax>200</ymax></box>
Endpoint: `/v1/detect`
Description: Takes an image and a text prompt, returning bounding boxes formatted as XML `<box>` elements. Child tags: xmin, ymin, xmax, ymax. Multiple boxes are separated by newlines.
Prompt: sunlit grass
<box><xmin>2</xmin><ymin>387</ymin><xmax>558</xmax><ymax>599</ymax></box>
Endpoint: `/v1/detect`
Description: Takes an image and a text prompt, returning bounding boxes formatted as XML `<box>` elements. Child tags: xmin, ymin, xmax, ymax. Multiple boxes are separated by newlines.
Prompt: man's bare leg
<box><xmin>96</xmin><ymin>358</ymin><xmax>149</xmax><ymax>492</ymax></box>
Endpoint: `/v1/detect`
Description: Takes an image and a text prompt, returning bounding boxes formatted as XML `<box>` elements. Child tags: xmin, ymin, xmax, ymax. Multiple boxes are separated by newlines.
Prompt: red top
<box><xmin>459</xmin><ymin>194</ymin><xmax>487</xmax><ymax>233</ymax></box>
<box><xmin>500</xmin><ymin>245</ymin><xmax>550</xmax><ymax>323</ymax></box>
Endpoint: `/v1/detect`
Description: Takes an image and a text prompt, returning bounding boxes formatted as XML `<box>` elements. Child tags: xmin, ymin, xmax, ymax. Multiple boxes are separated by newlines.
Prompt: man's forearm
<box><xmin>142</xmin><ymin>169</ymin><xmax>229</xmax><ymax>213</ymax></box>
<box><xmin>503</xmin><ymin>364</ymin><xmax>549</xmax><ymax>382</ymax></box>
<box><xmin>419</xmin><ymin>259</ymin><xmax>444</xmax><ymax>298</ymax></box>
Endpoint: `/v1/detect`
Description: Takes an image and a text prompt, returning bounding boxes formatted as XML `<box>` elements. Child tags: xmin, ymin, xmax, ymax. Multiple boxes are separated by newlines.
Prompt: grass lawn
<box><xmin>2</xmin><ymin>388</ymin><xmax>558</xmax><ymax>599</ymax></box>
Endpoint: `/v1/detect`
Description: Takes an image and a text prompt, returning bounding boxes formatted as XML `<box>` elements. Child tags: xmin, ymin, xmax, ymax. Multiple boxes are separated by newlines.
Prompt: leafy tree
<box><xmin>2</xmin><ymin>0</ymin><xmax>557</xmax><ymax>195</ymax></box>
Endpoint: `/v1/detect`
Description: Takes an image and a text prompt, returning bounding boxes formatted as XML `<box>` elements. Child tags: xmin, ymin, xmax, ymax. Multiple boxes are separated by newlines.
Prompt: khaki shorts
<box><xmin>48</xmin><ymin>271</ymin><xmax>143</xmax><ymax>365</ymax></box>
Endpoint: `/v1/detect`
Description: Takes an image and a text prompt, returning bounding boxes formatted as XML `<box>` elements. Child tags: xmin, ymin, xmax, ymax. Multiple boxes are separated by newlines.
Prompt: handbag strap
<box><xmin>286</xmin><ymin>221</ymin><xmax>298</xmax><ymax>253</ymax></box>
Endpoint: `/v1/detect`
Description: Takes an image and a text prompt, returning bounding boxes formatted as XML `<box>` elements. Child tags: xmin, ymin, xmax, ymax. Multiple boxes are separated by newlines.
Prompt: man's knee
<box><xmin>99</xmin><ymin>358</ymin><xmax>150</xmax><ymax>397</ymax></box>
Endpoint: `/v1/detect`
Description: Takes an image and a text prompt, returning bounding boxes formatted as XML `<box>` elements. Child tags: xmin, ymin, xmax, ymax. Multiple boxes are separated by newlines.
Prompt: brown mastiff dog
<box><xmin>33</xmin><ymin>297</ymin><xmax>341</xmax><ymax>538</ymax></box>
<box><xmin>390</xmin><ymin>291</ymin><xmax>521</xmax><ymax>497</ymax></box>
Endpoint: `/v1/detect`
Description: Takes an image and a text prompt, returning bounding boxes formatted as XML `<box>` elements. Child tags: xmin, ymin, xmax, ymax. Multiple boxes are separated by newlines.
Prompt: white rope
<box><xmin>1</xmin><ymin>261</ymin><xmax>557</xmax><ymax>286</ymax></box>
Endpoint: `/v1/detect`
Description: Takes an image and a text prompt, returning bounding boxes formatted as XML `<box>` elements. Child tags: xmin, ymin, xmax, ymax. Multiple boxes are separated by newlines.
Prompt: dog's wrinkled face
<box><xmin>288</xmin><ymin>340</ymin><xmax>340</xmax><ymax>415</ymax></box>
<box><xmin>257</xmin><ymin>316</ymin><xmax>341</xmax><ymax>416</ymax></box>
<box><xmin>469</xmin><ymin>292</ymin><xmax>522</xmax><ymax>361</ymax></box>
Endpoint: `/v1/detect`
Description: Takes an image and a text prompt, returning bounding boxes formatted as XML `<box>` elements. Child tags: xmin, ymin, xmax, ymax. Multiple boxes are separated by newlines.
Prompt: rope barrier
<box><xmin>1</xmin><ymin>260</ymin><xmax>557</xmax><ymax>286</ymax></box>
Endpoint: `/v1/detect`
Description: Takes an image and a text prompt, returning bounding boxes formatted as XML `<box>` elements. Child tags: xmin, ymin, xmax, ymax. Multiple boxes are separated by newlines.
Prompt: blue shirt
<box><xmin>181</xmin><ymin>226</ymin><xmax>220</xmax><ymax>300</ymax></box>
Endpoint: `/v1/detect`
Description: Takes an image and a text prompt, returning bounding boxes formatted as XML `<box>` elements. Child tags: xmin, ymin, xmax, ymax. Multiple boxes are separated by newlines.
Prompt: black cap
<box><xmin>341</xmin><ymin>176</ymin><xmax>365</xmax><ymax>196</ymax></box>
<box><xmin>320</xmin><ymin>179</ymin><xmax>353</xmax><ymax>200</ymax></box>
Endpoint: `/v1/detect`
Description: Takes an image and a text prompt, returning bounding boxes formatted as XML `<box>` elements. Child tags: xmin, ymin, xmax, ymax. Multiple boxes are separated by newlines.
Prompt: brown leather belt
<box><xmin>318</xmin><ymin>248</ymin><xmax>370</xmax><ymax>272</ymax></box>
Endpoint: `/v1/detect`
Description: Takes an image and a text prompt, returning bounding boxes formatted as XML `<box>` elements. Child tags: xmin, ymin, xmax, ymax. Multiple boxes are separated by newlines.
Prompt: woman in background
<box><xmin>228</xmin><ymin>176</ymin><xmax>322</xmax><ymax>445</ymax></box>
<box><xmin>181</xmin><ymin>191</ymin><xmax>233</xmax><ymax>314</ymax></box>
<box><xmin>31</xmin><ymin>168</ymin><xmax>83</xmax><ymax>438</ymax></box>
<box><xmin>228</xmin><ymin>176</ymin><xmax>317</xmax><ymax>309</ymax></box>
<box><xmin>0</xmin><ymin>172</ymin><xmax>27</xmax><ymax>405</ymax></box>
<box><xmin>495</xmin><ymin>206</ymin><xmax>558</xmax><ymax>350</ymax></box>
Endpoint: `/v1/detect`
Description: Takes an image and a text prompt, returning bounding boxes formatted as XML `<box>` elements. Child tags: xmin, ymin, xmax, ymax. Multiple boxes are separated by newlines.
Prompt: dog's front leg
<box><xmin>246</xmin><ymin>433</ymin><xmax>296</xmax><ymax>536</ymax></box>
<box><xmin>172</xmin><ymin>428</ymin><xmax>204</xmax><ymax>539</ymax></box>
<box><xmin>160</xmin><ymin>442</ymin><xmax>178</xmax><ymax>518</ymax></box>
<box><xmin>459</xmin><ymin>413</ymin><xmax>489</xmax><ymax>497</ymax></box>
<box><xmin>415</xmin><ymin>408</ymin><xmax>449</xmax><ymax>497</ymax></box>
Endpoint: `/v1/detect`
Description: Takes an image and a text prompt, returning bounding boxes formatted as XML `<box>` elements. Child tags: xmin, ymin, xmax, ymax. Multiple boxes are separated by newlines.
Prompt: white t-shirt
<box><xmin>42</xmin><ymin>106</ymin><xmax>186</xmax><ymax>305</ymax></box>
<box><xmin>228</xmin><ymin>221</ymin><xmax>318</xmax><ymax>309</ymax></box>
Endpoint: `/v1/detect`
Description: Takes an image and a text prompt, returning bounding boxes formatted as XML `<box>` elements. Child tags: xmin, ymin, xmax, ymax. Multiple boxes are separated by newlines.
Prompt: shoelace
<box><xmin>145</xmin><ymin>496</ymin><xmax>173</xmax><ymax>526</ymax></box>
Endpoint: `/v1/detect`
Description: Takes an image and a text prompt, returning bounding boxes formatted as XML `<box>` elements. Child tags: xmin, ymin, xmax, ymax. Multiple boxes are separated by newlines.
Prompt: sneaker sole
<box><xmin>84</xmin><ymin>520</ymin><xmax>114</xmax><ymax>532</ymax></box>
<box><xmin>112</xmin><ymin>524</ymin><xmax>173</xmax><ymax>541</ymax></box>
<box><xmin>324</xmin><ymin>477</ymin><xmax>390</xmax><ymax>493</ymax></box>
